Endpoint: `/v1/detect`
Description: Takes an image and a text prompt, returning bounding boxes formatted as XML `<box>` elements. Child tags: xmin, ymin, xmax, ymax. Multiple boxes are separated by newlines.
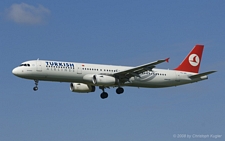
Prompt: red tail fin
<box><xmin>174</xmin><ymin>45</ymin><xmax>204</xmax><ymax>73</ymax></box>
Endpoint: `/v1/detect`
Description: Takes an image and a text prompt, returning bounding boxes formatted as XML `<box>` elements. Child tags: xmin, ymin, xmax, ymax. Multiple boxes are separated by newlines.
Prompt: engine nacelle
<box><xmin>70</xmin><ymin>83</ymin><xmax>95</xmax><ymax>93</ymax></box>
<box><xmin>92</xmin><ymin>75</ymin><xmax>116</xmax><ymax>86</ymax></box>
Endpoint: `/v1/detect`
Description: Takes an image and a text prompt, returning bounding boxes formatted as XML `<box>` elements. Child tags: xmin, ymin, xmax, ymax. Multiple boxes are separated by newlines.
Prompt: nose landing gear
<box><xmin>33</xmin><ymin>80</ymin><xmax>39</xmax><ymax>91</ymax></box>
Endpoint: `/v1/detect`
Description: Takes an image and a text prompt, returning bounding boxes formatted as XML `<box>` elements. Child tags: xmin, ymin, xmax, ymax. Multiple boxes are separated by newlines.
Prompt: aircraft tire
<box><xmin>116</xmin><ymin>87</ymin><xmax>124</xmax><ymax>94</ymax></box>
<box><xmin>33</xmin><ymin>86</ymin><xmax>38</xmax><ymax>91</ymax></box>
<box><xmin>100</xmin><ymin>92</ymin><xmax>108</xmax><ymax>99</ymax></box>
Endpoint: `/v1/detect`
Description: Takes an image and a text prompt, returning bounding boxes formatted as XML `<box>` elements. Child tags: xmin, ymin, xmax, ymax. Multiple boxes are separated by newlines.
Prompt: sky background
<box><xmin>0</xmin><ymin>0</ymin><xmax>224</xmax><ymax>141</ymax></box>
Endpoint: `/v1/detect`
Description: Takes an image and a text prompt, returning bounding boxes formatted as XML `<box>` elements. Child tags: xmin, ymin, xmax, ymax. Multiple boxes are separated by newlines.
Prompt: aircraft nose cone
<box><xmin>12</xmin><ymin>67</ymin><xmax>19</xmax><ymax>76</ymax></box>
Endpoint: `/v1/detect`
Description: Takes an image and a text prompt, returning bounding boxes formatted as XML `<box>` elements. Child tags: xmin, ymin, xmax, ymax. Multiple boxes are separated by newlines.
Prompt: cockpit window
<box><xmin>19</xmin><ymin>64</ymin><xmax>30</xmax><ymax>67</ymax></box>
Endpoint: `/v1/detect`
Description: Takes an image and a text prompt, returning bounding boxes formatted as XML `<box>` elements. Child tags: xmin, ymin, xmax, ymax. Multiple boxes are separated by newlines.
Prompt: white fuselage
<box><xmin>12</xmin><ymin>60</ymin><xmax>207</xmax><ymax>88</ymax></box>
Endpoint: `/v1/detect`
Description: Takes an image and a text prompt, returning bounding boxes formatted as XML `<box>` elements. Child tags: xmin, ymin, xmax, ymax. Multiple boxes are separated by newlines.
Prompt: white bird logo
<box><xmin>189</xmin><ymin>54</ymin><xmax>200</xmax><ymax>66</ymax></box>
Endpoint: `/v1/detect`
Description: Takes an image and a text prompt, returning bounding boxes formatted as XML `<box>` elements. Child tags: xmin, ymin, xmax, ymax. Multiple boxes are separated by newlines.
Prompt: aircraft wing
<box><xmin>113</xmin><ymin>58</ymin><xmax>169</xmax><ymax>82</ymax></box>
<box><xmin>189</xmin><ymin>70</ymin><xmax>217</xmax><ymax>79</ymax></box>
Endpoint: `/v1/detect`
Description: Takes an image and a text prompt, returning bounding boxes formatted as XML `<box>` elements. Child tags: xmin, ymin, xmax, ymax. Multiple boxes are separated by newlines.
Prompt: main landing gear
<box><xmin>33</xmin><ymin>80</ymin><xmax>39</xmax><ymax>91</ymax></box>
<box><xmin>99</xmin><ymin>87</ymin><xmax>124</xmax><ymax>99</ymax></box>
<box><xmin>100</xmin><ymin>86</ymin><xmax>108</xmax><ymax>99</ymax></box>
<box><xmin>116</xmin><ymin>87</ymin><xmax>124</xmax><ymax>94</ymax></box>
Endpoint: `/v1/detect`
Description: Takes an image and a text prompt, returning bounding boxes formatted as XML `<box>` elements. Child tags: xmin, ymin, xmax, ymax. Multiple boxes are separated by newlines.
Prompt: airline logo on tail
<box><xmin>189</xmin><ymin>54</ymin><xmax>200</xmax><ymax>66</ymax></box>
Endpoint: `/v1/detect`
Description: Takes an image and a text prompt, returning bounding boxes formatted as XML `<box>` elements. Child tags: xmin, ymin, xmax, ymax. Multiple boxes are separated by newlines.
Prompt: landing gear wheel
<box><xmin>33</xmin><ymin>80</ymin><xmax>39</xmax><ymax>91</ymax></box>
<box><xmin>116</xmin><ymin>87</ymin><xmax>124</xmax><ymax>94</ymax></box>
<box><xmin>33</xmin><ymin>86</ymin><xmax>38</xmax><ymax>91</ymax></box>
<box><xmin>100</xmin><ymin>92</ymin><xmax>108</xmax><ymax>99</ymax></box>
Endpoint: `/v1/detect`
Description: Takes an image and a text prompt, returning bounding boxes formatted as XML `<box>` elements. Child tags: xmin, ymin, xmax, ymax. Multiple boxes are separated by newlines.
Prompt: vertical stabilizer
<box><xmin>174</xmin><ymin>45</ymin><xmax>204</xmax><ymax>73</ymax></box>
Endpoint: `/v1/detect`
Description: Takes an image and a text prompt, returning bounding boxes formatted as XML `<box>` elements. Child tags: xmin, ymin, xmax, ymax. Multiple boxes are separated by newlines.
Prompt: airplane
<box><xmin>12</xmin><ymin>44</ymin><xmax>216</xmax><ymax>99</ymax></box>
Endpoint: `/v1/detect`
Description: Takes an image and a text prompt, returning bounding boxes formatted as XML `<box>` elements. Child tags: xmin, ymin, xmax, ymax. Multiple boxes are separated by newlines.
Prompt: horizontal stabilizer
<box><xmin>189</xmin><ymin>71</ymin><xmax>217</xmax><ymax>79</ymax></box>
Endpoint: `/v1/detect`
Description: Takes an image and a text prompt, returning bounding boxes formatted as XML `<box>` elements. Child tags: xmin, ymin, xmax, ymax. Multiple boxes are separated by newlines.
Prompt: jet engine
<box><xmin>70</xmin><ymin>83</ymin><xmax>95</xmax><ymax>93</ymax></box>
<box><xmin>92</xmin><ymin>75</ymin><xmax>116</xmax><ymax>86</ymax></box>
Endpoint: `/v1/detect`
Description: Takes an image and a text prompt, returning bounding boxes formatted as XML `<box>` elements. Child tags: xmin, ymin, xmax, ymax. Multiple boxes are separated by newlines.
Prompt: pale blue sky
<box><xmin>0</xmin><ymin>1</ymin><xmax>224</xmax><ymax>141</ymax></box>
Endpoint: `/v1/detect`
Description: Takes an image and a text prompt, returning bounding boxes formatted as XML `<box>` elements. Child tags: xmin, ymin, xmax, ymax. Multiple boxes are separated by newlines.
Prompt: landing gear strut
<box><xmin>115</xmin><ymin>78</ymin><xmax>124</xmax><ymax>94</ymax></box>
<box><xmin>99</xmin><ymin>86</ymin><xmax>108</xmax><ymax>99</ymax></box>
<box><xmin>33</xmin><ymin>80</ymin><xmax>39</xmax><ymax>91</ymax></box>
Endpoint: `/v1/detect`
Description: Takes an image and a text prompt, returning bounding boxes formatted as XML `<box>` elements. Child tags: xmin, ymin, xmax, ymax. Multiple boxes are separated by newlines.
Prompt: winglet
<box><xmin>165</xmin><ymin>58</ymin><xmax>170</xmax><ymax>63</ymax></box>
